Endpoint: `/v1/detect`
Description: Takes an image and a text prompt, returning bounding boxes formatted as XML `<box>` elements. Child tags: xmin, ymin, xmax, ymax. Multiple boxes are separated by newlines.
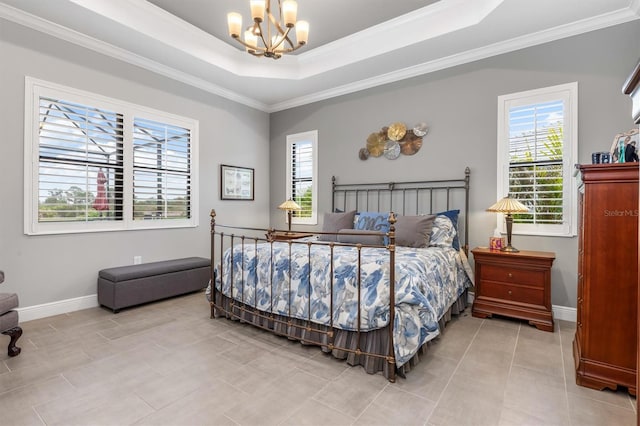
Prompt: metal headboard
<box><xmin>331</xmin><ymin>167</ymin><xmax>470</xmax><ymax>254</ymax></box>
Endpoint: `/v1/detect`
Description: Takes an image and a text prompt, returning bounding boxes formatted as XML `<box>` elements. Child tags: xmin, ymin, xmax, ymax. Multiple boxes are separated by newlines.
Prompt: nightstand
<box><xmin>471</xmin><ymin>247</ymin><xmax>555</xmax><ymax>332</ymax></box>
<box><xmin>272</xmin><ymin>232</ymin><xmax>313</xmax><ymax>241</ymax></box>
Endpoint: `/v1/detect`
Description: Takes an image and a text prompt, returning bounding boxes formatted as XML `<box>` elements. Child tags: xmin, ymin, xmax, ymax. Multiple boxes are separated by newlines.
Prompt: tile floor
<box><xmin>0</xmin><ymin>291</ymin><xmax>636</xmax><ymax>425</ymax></box>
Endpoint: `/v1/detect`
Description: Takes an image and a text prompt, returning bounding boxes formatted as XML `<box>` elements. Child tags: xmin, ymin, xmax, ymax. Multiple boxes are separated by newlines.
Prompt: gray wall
<box><xmin>270</xmin><ymin>22</ymin><xmax>640</xmax><ymax>308</ymax></box>
<box><xmin>0</xmin><ymin>20</ymin><xmax>270</xmax><ymax>308</ymax></box>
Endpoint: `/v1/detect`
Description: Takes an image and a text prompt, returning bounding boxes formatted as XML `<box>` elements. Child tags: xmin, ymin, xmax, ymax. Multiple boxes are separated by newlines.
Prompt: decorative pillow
<box><xmin>337</xmin><ymin>229</ymin><xmax>384</xmax><ymax>245</ymax></box>
<box><xmin>354</xmin><ymin>212</ymin><xmax>391</xmax><ymax>245</ymax></box>
<box><xmin>429</xmin><ymin>215</ymin><xmax>457</xmax><ymax>248</ymax></box>
<box><xmin>394</xmin><ymin>215</ymin><xmax>436</xmax><ymax>248</ymax></box>
<box><xmin>436</xmin><ymin>209</ymin><xmax>461</xmax><ymax>250</ymax></box>
<box><xmin>319</xmin><ymin>210</ymin><xmax>356</xmax><ymax>242</ymax></box>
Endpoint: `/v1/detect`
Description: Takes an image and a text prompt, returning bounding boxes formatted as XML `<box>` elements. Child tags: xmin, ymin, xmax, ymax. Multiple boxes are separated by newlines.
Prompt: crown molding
<box><xmin>0</xmin><ymin>2</ymin><xmax>269</xmax><ymax>111</ymax></box>
<box><xmin>268</xmin><ymin>5</ymin><xmax>640</xmax><ymax>112</ymax></box>
<box><xmin>2</xmin><ymin>1</ymin><xmax>639</xmax><ymax>113</ymax></box>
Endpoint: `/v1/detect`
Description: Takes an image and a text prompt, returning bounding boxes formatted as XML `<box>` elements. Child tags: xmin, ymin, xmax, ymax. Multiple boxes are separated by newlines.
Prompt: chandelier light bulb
<box><xmin>227</xmin><ymin>12</ymin><xmax>242</xmax><ymax>38</ymax></box>
<box><xmin>282</xmin><ymin>1</ymin><xmax>297</xmax><ymax>27</ymax></box>
<box><xmin>250</xmin><ymin>0</ymin><xmax>265</xmax><ymax>22</ymax></box>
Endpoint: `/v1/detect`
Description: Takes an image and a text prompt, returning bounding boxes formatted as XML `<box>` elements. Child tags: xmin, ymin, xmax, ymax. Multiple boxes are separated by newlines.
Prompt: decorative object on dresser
<box><xmin>610</xmin><ymin>128</ymin><xmax>639</xmax><ymax>163</ymax></box>
<box><xmin>486</xmin><ymin>196</ymin><xmax>529</xmax><ymax>252</ymax></box>
<box><xmin>471</xmin><ymin>248</ymin><xmax>555</xmax><ymax>332</ymax></box>
<box><xmin>573</xmin><ymin>163</ymin><xmax>638</xmax><ymax>396</ymax></box>
<box><xmin>277</xmin><ymin>198</ymin><xmax>302</xmax><ymax>234</ymax></box>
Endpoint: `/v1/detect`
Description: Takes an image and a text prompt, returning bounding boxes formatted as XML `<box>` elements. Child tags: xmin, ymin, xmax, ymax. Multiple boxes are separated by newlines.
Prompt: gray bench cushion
<box><xmin>99</xmin><ymin>257</ymin><xmax>210</xmax><ymax>282</ymax></box>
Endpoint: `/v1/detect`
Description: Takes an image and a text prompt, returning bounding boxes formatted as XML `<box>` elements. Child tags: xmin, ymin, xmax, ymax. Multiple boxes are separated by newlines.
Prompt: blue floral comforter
<box><xmin>214</xmin><ymin>242</ymin><xmax>472</xmax><ymax>366</ymax></box>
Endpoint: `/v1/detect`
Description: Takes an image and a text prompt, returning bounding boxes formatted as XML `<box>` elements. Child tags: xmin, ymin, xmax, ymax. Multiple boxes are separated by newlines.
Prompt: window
<box><xmin>497</xmin><ymin>82</ymin><xmax>577</xmax><ymax>237</ymax></box>
<box><xmin>286</xmin><ymin>130</ymin><xmax>318</xmax><ymax>225</ymax></box>
<box><xmin>24</xmin><ymin>77</ymin><xmax>198</xmax><ymax>235</ymax></box>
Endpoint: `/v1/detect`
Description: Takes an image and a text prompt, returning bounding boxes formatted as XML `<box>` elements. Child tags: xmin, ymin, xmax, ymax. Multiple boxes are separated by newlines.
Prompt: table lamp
<box><xmin>487</xmin><ymin>196</ymin><xmax>529</xmax><ymax>252</ymax></box>
<box><xmin>278</xmin><ymin>198</ymin><xmax>302</xmax><ymax>234</ymax></box>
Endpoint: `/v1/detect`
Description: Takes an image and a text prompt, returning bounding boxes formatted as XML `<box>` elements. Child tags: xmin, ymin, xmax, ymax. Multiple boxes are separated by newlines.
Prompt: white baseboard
<box><xmin>552</xmin><ymin>304</ymin><xmax>577</xmax><ymax>322</ymax></box>
<box><xmin>17</xmin><ymin>294</ymin><xmax>99</xmax><ymax>322</ymax></box>
<box><xmin>15</xmin><ymin>292</ymin><xmax>578</xmax><ymax>324</ymax></box>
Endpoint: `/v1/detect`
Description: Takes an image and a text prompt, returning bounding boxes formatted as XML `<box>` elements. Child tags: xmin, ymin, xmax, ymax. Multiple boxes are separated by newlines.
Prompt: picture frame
<box><xmin>220</xmin><ymin>164</ymin><xmax>254</xmax><ymax>200</ymax></box>
<box><xmin>610</xmin><ymin>128</ymin><xmax>639</xmax><ymax>163</ymax></box>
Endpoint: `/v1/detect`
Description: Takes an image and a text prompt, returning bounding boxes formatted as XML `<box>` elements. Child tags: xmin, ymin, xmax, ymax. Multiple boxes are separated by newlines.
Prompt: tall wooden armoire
<box><xmin>573</xmin><ymin>163</ymin><xmax>638</xmax><ymax>395</ymax></box>
<box><xmin>622</xmin><ymin>58</ymin><xmax>639</xmax><ymax>423</ymax></box>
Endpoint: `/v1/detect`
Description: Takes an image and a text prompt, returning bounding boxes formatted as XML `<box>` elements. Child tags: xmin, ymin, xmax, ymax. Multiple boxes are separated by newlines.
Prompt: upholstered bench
<box><xmin>97</xmin><ymin>257</ymin><xmax>210</xmax><ymax>313</ymax></box>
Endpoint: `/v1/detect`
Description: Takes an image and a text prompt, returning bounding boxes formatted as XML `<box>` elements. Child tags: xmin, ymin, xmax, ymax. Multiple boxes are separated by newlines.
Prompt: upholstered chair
<box><xmin>0</xmin><ymin>271</ymin><xmax>22</xmax><ymax>357</ymax></box>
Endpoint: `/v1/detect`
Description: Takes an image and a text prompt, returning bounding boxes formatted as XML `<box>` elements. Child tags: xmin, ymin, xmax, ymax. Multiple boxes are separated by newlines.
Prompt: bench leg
<box><xmin>2</xmin><ymin>326</ymin><xmax>22</xmax><ymax>357</ymax></box>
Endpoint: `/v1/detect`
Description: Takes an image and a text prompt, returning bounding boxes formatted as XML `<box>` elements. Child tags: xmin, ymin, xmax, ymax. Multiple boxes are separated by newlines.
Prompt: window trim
<box><xmin>24</xmin><ymin>77</ymin><xmax>199</xmax><ymax>235</ymax></box>
<box><xmin>285</xmin><ymin>130</ymin><xmax>318</xmax><ymax>226</ymax></box>
<box><xmin>496</xmin><ymin>82</ymin><xmax>578</xmax><ymax>237</ymax></box>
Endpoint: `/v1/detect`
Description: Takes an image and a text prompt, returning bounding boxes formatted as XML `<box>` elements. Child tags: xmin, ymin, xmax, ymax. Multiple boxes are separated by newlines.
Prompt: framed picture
<box><xmin>610</xmin><ymin>128</ymin><xmax>639</xmax><ymax>162</ymax></box>
<box><xmin>220</xmin><ymin>164</ymin><xmax>254</xmax><ymax>200</ymax></box>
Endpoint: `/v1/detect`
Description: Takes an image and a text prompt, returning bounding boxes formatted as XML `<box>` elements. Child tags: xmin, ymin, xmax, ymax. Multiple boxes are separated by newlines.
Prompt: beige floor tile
<box><xmin>512</xmin><ymin>336</ymin><xmax>564</xmax><ymax>377</ymax></box>
<box><xmin>428</xmin><ymin>378</ymin><xmax>504</xmax><ymax>426</ymax></box>
<box><xmin>355</xmin><ymin>385</ymin><xmax>436</xmax><ymax>426</ymax></box>
<box><xmin>567</xmin><ymin>392</ymin><xmax>636</xmax><ymax>426</ymax></box>
<box><xmin>313</xmin><ymin>367</ymin><xmax>388</xmax><ymax>418</ymax></box>
<box><xmin>225</xmin><ymin>369</ymin><xmax>327</xmax><ymax>425</ymax></box>
<box><xmin>499</xmin><ymin>406</ymin><xmax>568</xmax><ymax>426</ymax></box>
<box><xmin>395</xmin><ymin>353</ymin><xmax>459</xmax><ymax>402</ymax></box>
<box><xmin>281</xmin><ymin>398</ymin><xmax>355</xmax><ymax>426</ymax></box>
<box><xmin>35</xmin><ymin>386</ymin><xmax>154</xmax><ymax>426</ymax></box>
<box><xmin>503</xmin><ymin>366</ymin><xmax>570</xmax><ymax>424</ymax></box>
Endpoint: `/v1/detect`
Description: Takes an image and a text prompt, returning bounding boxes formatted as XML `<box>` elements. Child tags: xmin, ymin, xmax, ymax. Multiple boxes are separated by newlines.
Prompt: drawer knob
<box><xmin>508</xmin><ymin>290</ymin><xmax>512</xmax><ymax>295</ymax></box>
<box><xmin>507</xmin><ymin>273</ymin><xmax>513</xmax><ymax>278</ymax></box>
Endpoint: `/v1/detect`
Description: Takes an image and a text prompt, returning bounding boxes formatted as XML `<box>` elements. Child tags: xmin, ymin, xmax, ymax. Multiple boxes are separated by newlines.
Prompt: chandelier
<box><xmin>227</xmin><ymin>0</ymin><xmax>309</xmax><ymax>59</ymax></box>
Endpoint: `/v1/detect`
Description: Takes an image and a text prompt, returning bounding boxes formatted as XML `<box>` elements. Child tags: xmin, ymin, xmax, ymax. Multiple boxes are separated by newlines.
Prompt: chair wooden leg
<box><xmin>2</xmin><ymin>326</ymin><xmax>22</xmax><ymax>357</ymax></box>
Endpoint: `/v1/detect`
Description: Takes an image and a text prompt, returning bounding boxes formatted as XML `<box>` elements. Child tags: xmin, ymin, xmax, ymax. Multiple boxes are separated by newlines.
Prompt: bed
<box><xmin>207</xmin><ymin>167</ymin><xmax>472</xmax><ymax>382</ymax></box>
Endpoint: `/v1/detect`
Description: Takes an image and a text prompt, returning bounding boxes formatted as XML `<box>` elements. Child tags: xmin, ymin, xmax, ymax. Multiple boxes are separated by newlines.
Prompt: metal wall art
<box><xmin>360</xmin><ymin>122</ymin><xmax>428</xmax><ymax>160</ymax></box>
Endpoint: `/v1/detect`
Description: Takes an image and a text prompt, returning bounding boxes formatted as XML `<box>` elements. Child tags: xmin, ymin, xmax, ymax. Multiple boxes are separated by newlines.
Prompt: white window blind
<box><xmin>497</xmin><ymin>82</ymin><xmax>577</xmax><ymax>237</ymax></box>
<box><xmin>38</xmin><ymin>97</ymin><xmax>124</xmax><ymax>223</ymax></box>
<box><xmin>286</xmin><ymin>130</ymin><xmax>318</xmax><ymax>225</ymax></box>
<box><xmin>25</xmin><ymin>77</ymin><xmax>199</xmax><ymax>235</ymax></box>
<box><xmin>508</xmin><ymin>100</ymin><xmax>564</xmax><ymax>225</ymax></box>
<box><xmin>133</xmin><ymin>118</ymin><xmax>191</xmax><ymax>221</ymax></box>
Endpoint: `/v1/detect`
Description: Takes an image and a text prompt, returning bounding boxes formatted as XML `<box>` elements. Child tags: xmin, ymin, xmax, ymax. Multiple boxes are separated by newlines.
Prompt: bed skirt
<box><xmin>211</xmin><ymin>289</ymin><xmax>468</xmax><ymax>380</ymax></box>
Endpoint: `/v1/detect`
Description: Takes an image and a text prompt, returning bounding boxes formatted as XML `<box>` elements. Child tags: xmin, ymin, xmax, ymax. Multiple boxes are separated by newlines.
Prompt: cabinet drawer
<box><xmin>481</xmin><ymin>264</ymin><xmax>544</xmax><ymax>287</ymax></box>
<box><xmin>480</xmin><ymin>280</ymin><xmax>544</xmax><ymax>306</ymax></box>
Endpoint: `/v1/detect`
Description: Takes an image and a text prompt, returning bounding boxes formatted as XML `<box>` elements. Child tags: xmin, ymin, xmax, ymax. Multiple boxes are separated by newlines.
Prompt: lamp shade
<box><xmin>487</xmin><ymin>196</ymin><xmax>528</xmax><ymax>253</ymax></box>
<box><xmin>486</xmin><ymin>196</ymin><xmax>528</xmax><ymax>213</ymax></box>
<box><xmin>278</xmin><ymin>198</ymin><xmax>301</xmax><ymax>211</ymax></box>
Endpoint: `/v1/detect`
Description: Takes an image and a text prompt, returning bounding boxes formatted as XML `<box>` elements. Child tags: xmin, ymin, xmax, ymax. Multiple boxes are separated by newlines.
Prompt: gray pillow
<box><xmin>319</xmin><ymin>210</ymin><xmax>356</xmax><ymax>242</ymax></box>
<box><xmin>395</xmin><ymin>215</ymin><xmax>436</xmax><ymax>248</ymax></box>
<box><xmin>337</xmin><ymin>229</ymin><xmax>384</xmax><ymax>245</ymax></box>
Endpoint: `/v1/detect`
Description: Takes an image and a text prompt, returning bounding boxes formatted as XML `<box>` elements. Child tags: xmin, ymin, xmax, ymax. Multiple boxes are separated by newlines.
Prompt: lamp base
<box><xmin>500</xmin><ymin>245</ymin><xmax>519</xmax><ymax>253</ymax></box>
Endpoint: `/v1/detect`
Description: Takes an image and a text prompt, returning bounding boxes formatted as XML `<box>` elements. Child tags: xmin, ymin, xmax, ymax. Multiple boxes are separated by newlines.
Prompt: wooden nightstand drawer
<box><xmin>481</xmin><ymin>264</ymin><xmax>545</xmax><ymax>288</ymax></box>
<box><xmin>480</xmin><ymin>280</ymin><xmax>544</xmax><ymax>306</ymax></box>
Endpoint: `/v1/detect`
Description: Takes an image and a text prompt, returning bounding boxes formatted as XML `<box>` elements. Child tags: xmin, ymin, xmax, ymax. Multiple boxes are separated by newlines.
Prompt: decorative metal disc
<box><xmin>366</xmin><ymin>132</ymin><xmax>385</xmax><ymax>157</ymax></box>
<box><xmin>387</xmin><ymin>122</ymin><xmax>407</xmax><ymax>141</ymax></box>
<box><xmin>413</xmin><ymin>122</ymin><xmax>429</xmax><ymax>137</ymax></box>
<box><xmin>359</xmin><ymin>147</ymin><xmax>370</xmax><ymax>160</ymax></box>
<box><xmin>384</xmin><ymin>141</ymin><xmax>401</xmax><ymax>160</ymax></box>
